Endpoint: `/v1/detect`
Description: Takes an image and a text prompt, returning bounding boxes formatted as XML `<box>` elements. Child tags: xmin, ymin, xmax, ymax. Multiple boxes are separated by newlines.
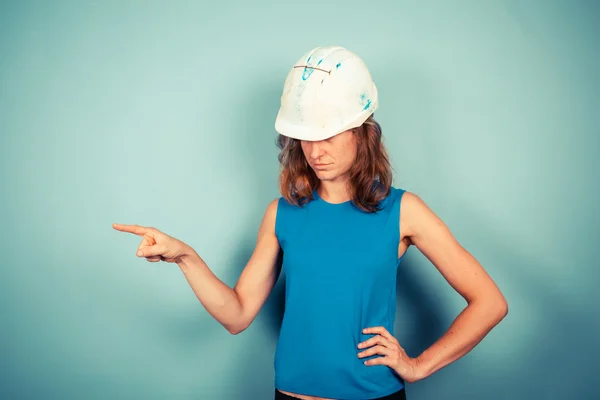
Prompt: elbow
<box><xmin>487</xmin><ymin>294</ymin><xmax>508</xmax><ymax>323</ymax></box>
<box><xmin>470</xmin><ymin>293</ymin><xmax>508</xmax><ymax>323</ymax></box>
<box><xmin>226</xmin><ymin>322</ymin><xmax>249</xmax><ymax>335</ymax></box>
<box><xmin>498</xmin><ymin>296</ymin><xmax>509</xmax><ymax>320</ymax></box>
<box><xmin>493</xmin><ymin>286</ymin><xmax>509</xmax><ymax>319</ymax></box>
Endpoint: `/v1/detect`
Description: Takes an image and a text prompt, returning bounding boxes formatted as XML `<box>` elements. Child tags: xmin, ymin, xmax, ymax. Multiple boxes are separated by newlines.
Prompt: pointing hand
<box><xmin>113</xmin><ymin>223</ymin><xmax>191</xmax><ymax>264</ymax></box>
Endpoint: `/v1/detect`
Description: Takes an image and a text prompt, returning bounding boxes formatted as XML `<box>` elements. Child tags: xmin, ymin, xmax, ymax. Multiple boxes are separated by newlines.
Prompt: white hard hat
<box><xmin>274</xmin><ymin>46</ymin><xmax>378</xmax><ymax>142</ymax></box>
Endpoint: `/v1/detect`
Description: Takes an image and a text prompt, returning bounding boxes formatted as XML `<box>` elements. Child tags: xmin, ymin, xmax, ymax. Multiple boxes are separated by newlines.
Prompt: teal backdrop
<box><xmin>1</xmin><ymin>1</ymin><xmax>598</xmax><ymax>399</ymax></box>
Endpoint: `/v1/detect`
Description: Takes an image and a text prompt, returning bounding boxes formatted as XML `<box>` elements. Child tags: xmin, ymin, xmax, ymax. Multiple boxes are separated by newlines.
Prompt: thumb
<box><xmin>137</xmin><ymin>245</ymin><xmax>166</xmax><ymax>258</ymax></box>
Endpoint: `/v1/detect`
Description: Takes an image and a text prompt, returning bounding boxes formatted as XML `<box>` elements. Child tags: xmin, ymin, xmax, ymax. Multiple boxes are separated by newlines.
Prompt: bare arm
<box><xmin>177</xmin><ymin>198</ymin><xmax>282</xmax><ymax>334</ymax></box>
<box><xmin>400</xmin><ymin>192</ymin><xmax>509</xmax><ymax>381</ymax></box>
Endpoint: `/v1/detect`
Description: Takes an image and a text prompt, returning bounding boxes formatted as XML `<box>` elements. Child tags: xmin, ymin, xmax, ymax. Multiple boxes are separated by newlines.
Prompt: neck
<box><xmin>317</xmin><ymin>180</ymin><xmax>351</xmax><ymax>204</ymax></box>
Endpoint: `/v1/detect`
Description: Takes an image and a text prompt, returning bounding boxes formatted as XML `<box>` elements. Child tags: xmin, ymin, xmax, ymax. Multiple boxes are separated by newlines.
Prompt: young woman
<box><xmin>114</xmin><ymin>46</ymin><xmax>508</xmax><ymax>400</ymax></box>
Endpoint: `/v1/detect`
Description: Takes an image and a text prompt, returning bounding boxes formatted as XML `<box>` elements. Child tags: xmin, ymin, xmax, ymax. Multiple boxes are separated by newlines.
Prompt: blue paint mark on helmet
<box><xmin>302</xmin><ymin>58</ymin><xmax>324</xmax><ymax>81</ymax></box>
<box><xmin>336</xmin><ymin>62</ymin><xmax>341</xmax><ymax>69</ymax></box>
<box><xmin>360</xmin><ymin>93</ymin><xmax>372</xmax><ymax>111</ymax></box>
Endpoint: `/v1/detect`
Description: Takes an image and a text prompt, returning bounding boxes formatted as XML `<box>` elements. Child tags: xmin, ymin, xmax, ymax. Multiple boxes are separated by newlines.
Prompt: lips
<box><xmin>313</xmin><ymin>164</ymin><xmax>330</xmax><ymax>169</ymax></box>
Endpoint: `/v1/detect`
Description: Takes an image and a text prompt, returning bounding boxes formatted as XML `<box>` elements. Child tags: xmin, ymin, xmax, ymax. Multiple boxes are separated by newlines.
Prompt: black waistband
<box><xmin>274</xmin><ymin>387</ymin><xmax>406</xmax><ymax>400</ymax></box>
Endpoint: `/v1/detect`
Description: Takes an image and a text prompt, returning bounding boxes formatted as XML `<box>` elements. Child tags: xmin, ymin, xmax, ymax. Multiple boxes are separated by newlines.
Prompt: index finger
<box><xmin>362</xmin><ymin>326</ymin><xmax>397</xmax><ymax>343</ymax></box>
<box><xmin>112</xmin><ymin>223</ymin><xmax>150</xmax><ymax>236</ymax></box>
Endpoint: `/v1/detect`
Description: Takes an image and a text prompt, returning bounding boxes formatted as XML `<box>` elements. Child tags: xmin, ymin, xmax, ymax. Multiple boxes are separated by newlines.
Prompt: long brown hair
<box><xmin>276</xmin><ymin>114</ymin><xmax>393</xmax><ymax>213</ymax></box>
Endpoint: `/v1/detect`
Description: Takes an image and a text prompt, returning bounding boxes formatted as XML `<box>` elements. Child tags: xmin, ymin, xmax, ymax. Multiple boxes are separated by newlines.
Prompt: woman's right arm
<box><xmin>177</xmin><ymin>198</ymin><xmax>282</xmax><ymax>334</ymax></box>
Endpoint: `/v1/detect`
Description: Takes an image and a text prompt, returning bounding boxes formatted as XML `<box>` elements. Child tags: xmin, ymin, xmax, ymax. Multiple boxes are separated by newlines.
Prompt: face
<box><xmin>300</xmin><ymin>129</ymin><xmax>358</xmax><ymax>182</ymax></box>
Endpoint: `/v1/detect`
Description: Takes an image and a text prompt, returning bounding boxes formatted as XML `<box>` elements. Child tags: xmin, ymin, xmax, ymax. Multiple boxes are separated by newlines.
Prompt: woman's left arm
<box><xmin>402</xmin><ymin>191</ymin><xmax>509</xmax><ymax>381</ymax></box>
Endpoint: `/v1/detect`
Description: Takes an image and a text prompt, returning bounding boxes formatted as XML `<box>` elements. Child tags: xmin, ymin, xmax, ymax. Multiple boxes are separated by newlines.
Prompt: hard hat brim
<box><xmin>275</xmin><ymin>103</ymin><xmax>378</xmax><ymax>142</ymax></box>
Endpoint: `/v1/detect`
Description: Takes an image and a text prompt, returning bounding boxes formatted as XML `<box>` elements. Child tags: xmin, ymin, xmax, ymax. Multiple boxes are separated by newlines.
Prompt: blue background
<box><xmin>1</xmin><ymin>1</ymin><xmax>598</xmax><ymax>399</ymax></box>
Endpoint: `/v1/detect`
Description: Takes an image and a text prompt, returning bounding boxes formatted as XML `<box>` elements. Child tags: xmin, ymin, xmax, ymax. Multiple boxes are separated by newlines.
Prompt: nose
<box><xmin>308</xmin><ymin>140</ymin><xmax>325</xmax><ymax>161</ymax></box>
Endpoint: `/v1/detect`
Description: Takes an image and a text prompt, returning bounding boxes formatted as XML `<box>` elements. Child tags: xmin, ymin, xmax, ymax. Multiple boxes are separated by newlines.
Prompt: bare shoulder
<box><xmin>400</xmin><ymin>190</ymin><xmax>430</xmax><ymax>217</ymax></box>
<box><xmin>399</xmin><ymin>190</ymin><xmax>444</xmax><ymax>241</ymax></box>
<box><xmin>259</xmin><ymin>198</ymin><xmax>280</xmax><ymax>235</ymax></box>
<box><xmin>265</xmin><ymin>198</ymin><xmax>280</xmax><ymax>221</ymax></box>
<box><xmin>266</xmin><ymin>197</ymin><xmax>280</xmax><ymax>214</ymax></box>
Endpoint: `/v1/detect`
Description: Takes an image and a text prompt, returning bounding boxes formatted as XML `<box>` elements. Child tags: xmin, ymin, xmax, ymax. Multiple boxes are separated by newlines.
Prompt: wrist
<box><xmin>177</xmin><ymin>246</ymin><xmax>198</xmax><ymax>268</ymax></box>
<box><xmin>412</xmin><ymin>355</ymin><xmax>431</xmax><ymax>382</ymax></box>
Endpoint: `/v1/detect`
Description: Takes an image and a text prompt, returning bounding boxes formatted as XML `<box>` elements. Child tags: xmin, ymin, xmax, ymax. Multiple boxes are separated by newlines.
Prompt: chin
<box><xmin>315</xmin><ymin>171</ymin><xmax>336</xmax><ymax>181</ymax></box>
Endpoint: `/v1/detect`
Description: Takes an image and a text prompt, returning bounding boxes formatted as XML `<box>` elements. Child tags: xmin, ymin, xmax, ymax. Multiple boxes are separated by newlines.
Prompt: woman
<box><xmin>113</xmin><ymin>46</ymin><xmax>508</xmax><ymax>400</ymax></box>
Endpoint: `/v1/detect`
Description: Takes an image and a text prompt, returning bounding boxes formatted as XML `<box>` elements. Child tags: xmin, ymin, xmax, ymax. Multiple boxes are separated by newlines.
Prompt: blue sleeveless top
<box><xmin>273</xmin><ymin>186</ymin><xmax>407</xmax><ymax>400</ymax></box>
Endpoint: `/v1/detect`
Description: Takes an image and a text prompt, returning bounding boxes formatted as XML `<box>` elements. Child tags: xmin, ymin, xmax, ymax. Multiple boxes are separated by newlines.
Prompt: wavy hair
<box><xmin>276</xmin><ymin>114</ymin><xmax>393</xmax><ymax>213</ymax></box>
